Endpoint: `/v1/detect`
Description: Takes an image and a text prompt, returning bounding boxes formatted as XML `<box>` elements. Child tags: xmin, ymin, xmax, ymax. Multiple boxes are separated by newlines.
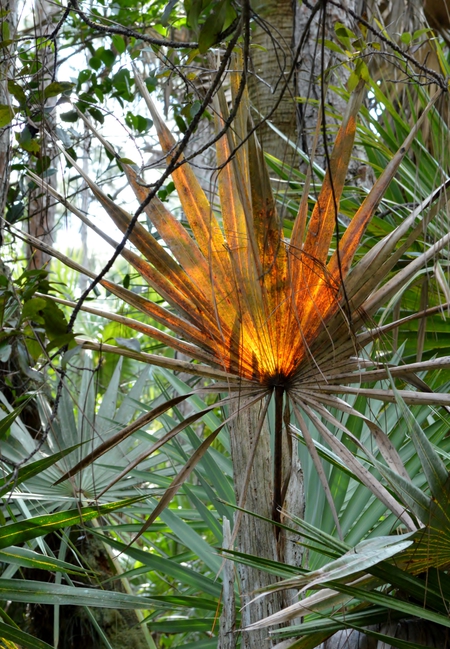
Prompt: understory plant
<box><xmin>7</xmin><ymin>40</ymin><xmax>450</xmax><ymax>647</ymax></box>
<box><xmin>0</xmin><ymin>355</ymin><xmax>233</xmax><ymax>648</ymax></box>
<box><xmin>236</xmin><ymin>392</ymin><xmax>450</xmax><ymax>648</ymax></box>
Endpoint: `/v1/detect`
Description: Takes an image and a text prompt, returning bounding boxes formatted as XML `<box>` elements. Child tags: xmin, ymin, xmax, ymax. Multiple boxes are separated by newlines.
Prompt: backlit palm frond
<box><xmin>22</xmin><ymin>61</ymin><xmax>450</xmax><ymax>525</ymax></box>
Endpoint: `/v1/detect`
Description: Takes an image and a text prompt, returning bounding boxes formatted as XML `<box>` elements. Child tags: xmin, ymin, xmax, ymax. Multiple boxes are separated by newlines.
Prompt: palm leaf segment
<box><xmin>244</xmin><ymin>397</ymin><xmax>450</xmax><ymax>641</ymax></box>
<box><xmin>25</xmin><ymin>65</ymin><xmax>450</xmax><ymax>518</ymax></box>
<box><xmin>121</xmin><ymin>77</ymin><xmax>371</xmax><ymax>387</ymax></box>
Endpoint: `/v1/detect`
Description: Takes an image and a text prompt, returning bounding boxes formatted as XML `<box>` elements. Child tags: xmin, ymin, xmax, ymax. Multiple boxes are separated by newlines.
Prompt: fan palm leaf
<box><xmin>240</xmin><ymin>397</ymin><xmax>450</xmax><ymax>648</ymax></box>
<box><xmin>20</xmin><ymin>60</ymin><xmax>450</xmax><ymax>528</ymax></box>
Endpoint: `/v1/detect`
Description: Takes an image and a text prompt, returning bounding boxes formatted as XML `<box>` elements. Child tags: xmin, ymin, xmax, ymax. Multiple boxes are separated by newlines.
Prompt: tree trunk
<box><xmin>228</xmin><ymin>400</ymin><xmax>283</xmax><ymax>649</ymax></box>
<box><xmin>26</xmin><ymin>0</ymin><xmax>57</xmax><ymax>269</ymax></box>
<box><xmin>248</xmin><ymin>0</ymin><xmax>296</xmax><ymax>166</ymax></box>
<box><xmin>225</xmin><ymin>397</ymin><xmax>304</xmax><ymax>649</ymax></box>
<box><xmin>0</xmin><ymin>0</ymin><xmax>18</xmax><ymax>242</ymax></box>
<box><xmin>294</xmin><ymin>0</ymin><xmax>360</xmax><ymax>171</ymax></box>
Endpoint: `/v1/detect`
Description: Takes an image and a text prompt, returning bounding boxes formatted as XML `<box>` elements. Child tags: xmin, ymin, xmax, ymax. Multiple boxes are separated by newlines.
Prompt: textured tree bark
<box><xmin>0</xmin><ymin>0</ymin><xmax>18</xmax><ymax>241</ymax></box>
<box><xmin>294</xmin><ymin>0</ymin><xmax>361</xmax><ymax>171</ymax></box>
<box><xmin>228</xmin><ymin>399</ymin><xmax>284</xmax><ymax>649</ymax></box>
<box><xmin>227</xmin><ymin>397</ymin><xmax>304</xmax><ymax>649</ymax></box>
<box><xmin>218</xmin><ymin>517</ymin><xmax>237</xmax><ymax>649</ymax></box>
<box><xmin>26</xmin><ymin>0</ymin><xmax>57</xmax><ymax>269</ymax></box>
<box><xmin>248</xmin><ymin>0</ymin><xmax>297</xmax><ymax>168</ymax></box>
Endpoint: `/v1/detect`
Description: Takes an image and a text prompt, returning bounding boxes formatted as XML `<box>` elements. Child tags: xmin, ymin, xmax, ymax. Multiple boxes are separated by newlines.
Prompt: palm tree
<box><xmin>17</xmin><ymin>24</ymin><xmax>450</xmax><ymax>644</ymax></box>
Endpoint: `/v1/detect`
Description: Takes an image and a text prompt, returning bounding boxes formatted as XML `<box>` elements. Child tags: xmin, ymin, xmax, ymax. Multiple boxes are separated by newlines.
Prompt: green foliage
<box><xmin>234</xmin><ymin>395</ymin><xmax>450</xmax><ymax>647</ymax></box>
<box><xmin>1</xmin><ymin>0</ymin><xmax>226</xmax><ymax>233</ymax></box>
<box><xmin>0</xmin><ymin>104</ymin><xmax>14</xmax><ymax>127</ymax></box>
<box><xmin>0</xmin><ymin>268</ymin><xmax>76</xmax><ymax>376</ymax></box>
<box><xmin>0</xmin><ymin>354</ymin><xmax>234</xmax><ymax>646</ymax></box>
<box><xmin>3</xmin><ymin>3</ymin><xmax>450</xmax><ymax>648</ymax></box>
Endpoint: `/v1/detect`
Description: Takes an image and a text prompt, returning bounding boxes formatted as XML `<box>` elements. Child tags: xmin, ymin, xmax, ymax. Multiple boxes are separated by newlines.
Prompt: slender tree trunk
<box><xmin>219</xmin><ymin>517</ymin><xmax>237</xmax><ymax>649</ymax></box>
<box><xmin>0</xmin><ymin>0</ymin><xmax>18</xmax><ymax>242</ymax></box>
<box><xmin>27</xmin><ymin>0</ymin><xmax>57</xmax><ymax>269</ymax></box>
<box><xmin>248</xmin><ymin>0</ymin><xmax>296</xmax><ymax>166</ymax></box>
<box><xmin>224</xmin><ymin>397</ymin><xmax>304</xmax><ymax>649</ymax></box>
<box><xmin>228</xmin><ymin>400</ymin><xmax>284</xmax><ymax>649</ymax></box>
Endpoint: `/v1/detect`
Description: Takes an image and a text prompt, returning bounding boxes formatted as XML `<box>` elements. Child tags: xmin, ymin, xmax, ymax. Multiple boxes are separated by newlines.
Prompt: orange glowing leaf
<box><xmin>123</xmin><ymin>165</ymin><xmax>215</xmax><ymax>299</ymax></box>
<box><xmin>328</xmin><ymin>91</ymin><xmax>441</xmax><ymax>310</ymax></box>
<box><xmin>302</xmin><ymin>82</ymin><xmax>365</xmax><ymax>268</ymax></box>
<box><xmin>289</xmin><ymin>83</ymin><xmax>365</xmax><ymax>350</ymax></box>
<box><xmin>134</xmin><ymin>76</ymin><xmax>237</xmax><ymax>301</ymax></box>
<box><xmin>214</xmin><ymin>95</ymin><xmax>272</xmax><ymax>371</ymax></box>
<box><xmin>99</xmin><ymin>279</ymin><xmax>224</xmax><ymax>356</ymax></box>
<box><xmin>229</xmin><ymin>62</ymin><xmax>253</xmax><ymax>222</ymax></box>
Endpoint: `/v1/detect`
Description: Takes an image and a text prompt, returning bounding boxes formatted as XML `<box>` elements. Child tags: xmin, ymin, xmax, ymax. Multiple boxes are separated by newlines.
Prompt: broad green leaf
<box><xmin>0</xmin><ymin>621</ymin><xmax>54</xmax><ymax>649</ymax></box>
<box><xmin>0</xmin><ymin>104</ymin><xmax>14</xmax><ymax>127</ymax></box>
<box><xmin>7</xmin><ymin>79</ymin><xmax>26</xmax><ymax>104</ymax></box>
<box><xmin>16</xmin><ymin>126</ymin><xmax>40</xmax><ymax>153</ymax></box>
<box><xmin>0</xmin><ymin>443</ymin><xmax>82</xmax><ymax>497</ymax></box>
<box><xmin>370</xmin><ymin>562</ymin><xmax>450</xmax><ymax>612</ymax></box>
<box><xmin>99</xmin><ymin>48</ymin><xmax>115</xmax><ymax>67</ymax></box>
<box><xmin>94</xmin><ymin>357</ymin><xmax>122</xmax><ymax>438</ymax></box>
<box><xmin>111</xmin><ymin>34</ymin><xmax>126</xmax><ymax>54</ymax></box>
<box><xmin>183</xmin><ymin>484</ymin><xmax>222</xmax><ymax>541</ymax></box>
<box><xmin>93</xmin><ymin>531</ymin><xmax>222</xmax><ymax>597</ymax></box>
<box><xmin>0</xmin><ymin>579</ymin><xmax>159</xmax><ymax>608</ymax></box>
<box><xmin>60</xmin><ymin>110</ymin><xmax>78</xmax><ymax>122</ymax></box>
<box><xmin>141</xmin><ymin>617</ymin><xmax>214</xmax><ymax>632</ymax></box>
<box><xmin>392</xmin><ymin>386</ymin><xmax>448</xmax><ymax>499</ymax></box>
<box><xmin>0</xmin><ymin>498</ymin><xmax>142</xmax><ymax>549</ymax></box>
<box><xmin>0</xmin><ymin>546</ymin><xmax>90</xmax><ymax>574</ymax></box>
<box><xmin>371</xmin><ymin>457</ymin><xmax>431</xmax><ymax>524</ymax></box>
<box><xmin>159</xmin><ymin>368</ymin><xmax>223</xmax><ymax>432</ymax></box>
<box><xmin>160</xmin><ymin>0</ymin><xmax>178</xmax><ymax>25</ymax></box>
<box><xmin>43</xmin><ymin>81</ymin><xmax>74</xmax><ymax>99</ymax></box>
<box><xmin>145</xmin><ymin>595</ymin><xmax>219</xmax><ymax>611</ymax></box>
<box><xmin>156</xmin><ymin>498</ymin><xmax>222</xmax><ymax>572</ymax></box>
<box><xmin>0</xmin><ymin>403</ymin><xmax>26</xmax><ymax>441</ymax></box>
<box><xmin>332</xmin><ymin>582</ymin><xmax>450</xmax><ymax>628</ymax></box>
<box><xmin>54</xmin><ymin>392</ymin><xmax>191</xmax><ymax>484</ymax></box>
<box><xmin>198</xmin><ymin>0</ymin><xmax>227</xmax><ymax>53</ymax></box>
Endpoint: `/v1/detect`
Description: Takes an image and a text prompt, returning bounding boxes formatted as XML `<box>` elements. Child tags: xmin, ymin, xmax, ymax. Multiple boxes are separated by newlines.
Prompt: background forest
<box><xmin>2</xmin><ymin>1</ymin><xmax>450</xmax><ymax>648</ymax></box>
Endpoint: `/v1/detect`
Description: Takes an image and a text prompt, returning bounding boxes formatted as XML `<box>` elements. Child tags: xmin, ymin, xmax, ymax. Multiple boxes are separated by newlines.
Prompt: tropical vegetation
<box><xmin>1</xmin><ymin>2</ymin><xmax>450</xmax><ymax>648</ymax></box>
